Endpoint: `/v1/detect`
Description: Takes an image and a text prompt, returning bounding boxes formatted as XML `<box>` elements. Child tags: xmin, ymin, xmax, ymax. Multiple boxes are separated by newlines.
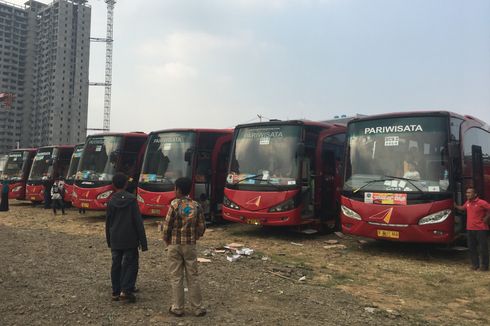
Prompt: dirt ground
<box><xmin>1</xmin><ymin>202</ymin><xmax>489</xmax><ymax>325</ymax></box>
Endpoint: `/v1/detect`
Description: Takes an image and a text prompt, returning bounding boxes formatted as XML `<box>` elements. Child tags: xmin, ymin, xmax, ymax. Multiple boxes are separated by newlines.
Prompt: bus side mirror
<box><xmin>448</xmin><ymin>142</ymin><xmax>460</xmax><ymax>158</ymax></box>
<box><xmin>296</xmin><ymin>143</ymin><xmax>305</xmax><ymax>158</ymax></box>
<box><xmin>184</xmin><ymin>148</ymin><xmax>194</xmax><ymax>163</ymax></box>
<box><xmin>109</xmin><ymin>151</ymin><xmax>119</xmax><ymax>164</ymax></box>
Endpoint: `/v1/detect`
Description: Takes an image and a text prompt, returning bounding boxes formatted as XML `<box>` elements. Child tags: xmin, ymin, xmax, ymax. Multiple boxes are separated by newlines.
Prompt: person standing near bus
<box><xmin>0</xmin><ymin>176</ymin><xmax>9</xmax><ymax>212</ymax></box>
<box><xmin>454</xmin><ymin>187</ymin><xmax>490</xmax><ymax>271</ymax></box>
<box><xmin>162</xmin><ymin>177</ymin><xmax>206</xmax><ymax>317</ymax></box>
<box><xmin>51</xmin><ymin>178</ymin><xmax>66</xmax><ymax>215</ymax></box>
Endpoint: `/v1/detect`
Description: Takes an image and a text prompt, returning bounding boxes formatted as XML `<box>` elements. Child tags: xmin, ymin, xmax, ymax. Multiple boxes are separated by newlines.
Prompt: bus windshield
<box><xmin>2</xmin><ymin>150</ymin><xmax>29</xmax><ymax>181</ymax></box>
<box><xmin>344</xmin><ymin>116</ymin><xmax>450</xmax><ymax>193</ymax></box>
<box><xmin>77</xmin><ymin>136</ymin><xmax>122</xmax><ymax>182</ymax></box>
<box><xmin>66</xmin><ymin>145</ymin><xmax>84</xmax><ymax>181</ymax></box>
<box><xmin>140</xmin><ymin>132</ymin><xmax>195</xmax><ymax>184</ymax></box>
<box><xmin>227</xmin><ymin>125</ymin><xmax>301</xmax><ymax>186</ymax></box>
<box><xmin>30</xmin><ymin>148</ymin><xmax>54</xmax><ymax>180</ymax></box>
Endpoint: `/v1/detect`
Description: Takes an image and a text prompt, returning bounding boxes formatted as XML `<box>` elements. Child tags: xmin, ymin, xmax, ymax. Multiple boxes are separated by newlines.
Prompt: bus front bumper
<box><xmin>341</xmin><ymin>218</ymin><xmax>454</xmax><ymax>243</ymax></box>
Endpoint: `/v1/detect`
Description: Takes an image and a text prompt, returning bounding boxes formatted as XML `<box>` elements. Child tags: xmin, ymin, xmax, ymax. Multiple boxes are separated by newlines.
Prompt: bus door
<box><xmin>194</xmin><ymin>133</ymin><xmax>225</xmax><ymax>217</ymax></box>
<box><xmin>56</xmin><ymin>149</ymin><xmax>73</xmax><ymax>180</ymax></box>
<box><xmin>318</xmin><ymin>132</ymin><xmax>345</xmax><ymax>223</ymax></box>
<box><xmin>211</xmin><ymin>135</ymin><xmax>232</xmax><ymax>217</ymax></box>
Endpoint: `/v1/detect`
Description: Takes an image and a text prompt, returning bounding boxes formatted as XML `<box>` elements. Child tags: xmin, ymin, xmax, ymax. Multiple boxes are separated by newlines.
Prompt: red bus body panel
<box><xmin>26</xmin><ymin>184</ymin><xmax>45</xmax><ymax>202</ymax></box>
<box><xmin>137</xmin><ymin>188</ymin><xmax>175</xmax><ymax>217</ymax></box>
<box><xmin>73</xmin><ymin>184</ymin><xmax>114</xmax><ymax>210</ymax></box>
<box><xmin>64</xmin><ymin>183</ymin><xmax>74</xmax><ymax>203</ymax></box>
<box><xmin>8</xmin><ymin>181</ymin><xmax>27</xmax><ymax>200</ymax></box>
<box><xmin>340</xmin><ymin>196</ymin><xmax>455</xmax><ymax>243</ymax></box>
<box><xmin>222</xmin><ymin>188</ymin><xmax>308</xmax><ymax>226</ymax></box>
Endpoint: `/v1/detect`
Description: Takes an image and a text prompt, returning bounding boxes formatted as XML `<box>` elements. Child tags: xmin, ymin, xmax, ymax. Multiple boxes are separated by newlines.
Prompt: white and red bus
<box><xmin>73</xmin><ymin>132</ymin><xmax>147</xmax><ymax>210</ymax></box>
<box><xmin>340</xmin><ymin>111</ymin><xmax>490</xmax><ymax>243</ymax></box>
<box><xmin>223</xmin><ymin>120</ymin><xmax>346</xmax><ymax>229</ymax></box>
<box><xmin>137</xmin><ymin>129</ymin><xmax>232</xmax><ymax>220</ymax></box>
<box><xmin>26</xmin><ymin>145</ymin><xmax>74</xmax><ymax>203</ymax></box>
<box><xmin>1</xmin><ymin>148</ymin><xmax>37</xmax><ymax>200</ymax></box>
<box><xmin>64</xmin><ymin>143</ymin><xmax>84</xmax><ymax>205</ymax></box>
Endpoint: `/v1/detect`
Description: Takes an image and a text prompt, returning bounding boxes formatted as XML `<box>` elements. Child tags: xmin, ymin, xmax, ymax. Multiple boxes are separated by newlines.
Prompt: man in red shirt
<box><xmin>455</xmin><ymin>187</ymin><xmax>490</xmax><ymax>271</ymax></box>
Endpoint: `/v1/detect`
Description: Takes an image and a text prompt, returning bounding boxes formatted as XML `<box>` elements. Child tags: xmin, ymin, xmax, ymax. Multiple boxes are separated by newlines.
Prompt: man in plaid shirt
<box><xmin>162</xmin><ymin>177</ymin><xmax>206</xmax><ymax>317</ymax></box>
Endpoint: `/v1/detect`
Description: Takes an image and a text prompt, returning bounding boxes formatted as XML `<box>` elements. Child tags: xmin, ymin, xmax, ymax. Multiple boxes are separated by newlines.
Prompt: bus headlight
<box><xmin>97</xmin><ymin>190</ymin><xmax>113</xmax><ymax>200</ymax></box>
<box><xmin>341</xmin><ymin>205</ymin><xmax>361</xmax><ymax>220</ymax></box>
<box><xmin>418</xmin><ymin>209</ymin><xmax>451</xmax><ymax>225</ymax></box>
<box><xmin>269</xmin><ymin>198</ymin><xmax>295</xmax><ymax>212</ymax></box>
<box><xmin>72</xmin><ymin>191</ymin><xmax>78</xmax><ymax>198</ymax></box>
<box><xmin>137</xmin><ymin>194</ymin><xmax>144</xmax><ymax>203</ymax></box>
<box><xmin>223</xmin><ymin>195</ymin><xmax>240</xmax><ymax>210</ymax></box>
<box><xmin>12</xmin><ymin>186</ymin><xmax>22</xmax><ymax>192</ymax></box>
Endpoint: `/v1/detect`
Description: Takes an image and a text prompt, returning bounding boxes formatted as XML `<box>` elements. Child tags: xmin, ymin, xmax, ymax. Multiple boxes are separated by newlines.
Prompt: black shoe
<box><xmin>196</xmin><ymin>310</ymin><xmax>207</xmax><ymax>317</ymax></box>
<box><xmin>120</xmin><ymin>292</ymin><xmax>136</xmax><ymax>303</ymax></box>
<box><xmin>480</xmin><ymin>266</ymin><xmax>489</xmax><ymax>272</ymax></box>
<box><xmin>169</xmin><ymin>307</ymin><xmax>183</xmax><ymax>317</ymax></box>
<box><xmin>111</xmin><ymin>293</ymin><xmax>120</xmax><ymax>301</ymax></box>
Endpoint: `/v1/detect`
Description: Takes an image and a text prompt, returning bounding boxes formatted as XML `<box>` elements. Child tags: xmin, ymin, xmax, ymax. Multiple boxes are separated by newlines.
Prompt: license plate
<box><xmin>151</xmin><ymin>209</ymin><xmax>160</xmax><ymax>214</ymax></box>
<box><xmin>31</xmin><ymin>196</ymin><xmax>36</xmax><ymax>200</ymax></box>
<box><xmin>81</xmin><ymin>202</ymin><xmax>89</xmax><ymax>208</ymax></box>
<box><xmin>377</xmin><ymin>229</ymin><xmax>399</xmax><ymax>239</ymax></box>
<box><xmin>246</xmin><ymin>219</ymin><xmax>261</xmax><ymax>225</ymax></box>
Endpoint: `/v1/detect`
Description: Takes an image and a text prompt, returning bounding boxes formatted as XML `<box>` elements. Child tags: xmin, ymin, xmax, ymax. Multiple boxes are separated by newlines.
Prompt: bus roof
<box><xmin>149</xmin><ymin>128</ymin><xmax>233</xmax><ymax>135</ymax></box>
<box><xmin>36</xmin><ymin>145</ymin><xmax>75</xmax><ymax>150</ymax></box>
<box><xmin>234</xmin><ymin>119</ymin><xmax>345</xmax><ymax>130</ymax></box>
<box><xmin>87</xmin><ymin>132</ymin><xmax>148</xmax><ymax>138</ymax></box>
<box><xmin>347</xmin><ymin>110</ymin><xmax>489</xmax><ymax>129</ymax></box>
<box><xmin>8</xmin><ymin>148</ymin><xmax>37</xmax><ymax>153</ymax></box>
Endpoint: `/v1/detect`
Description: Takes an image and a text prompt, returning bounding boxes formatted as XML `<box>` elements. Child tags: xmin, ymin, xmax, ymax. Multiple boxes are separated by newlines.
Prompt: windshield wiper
<box><xmin>236</xmin><ymin>174</ymin><xmax>263</xmax><ymax>184</ymax></box>
<box><xmin>352</xmin><ymin>178</ymin><xmax>386</xmax><ymax>193</ymax></box>
<box><xmin>236</xmin><ymin>173</ymin><xmax>282</xmax><ymax>190</ymax></box>
<box><xmin>352</xmin><ymin>175</ymin><xmax>423</xmax><ymax>193</ymax></box>
<box><xmin>383</xmin><ymin>175</ymin><xmax>423</xmax><ymax>192</ymax></box>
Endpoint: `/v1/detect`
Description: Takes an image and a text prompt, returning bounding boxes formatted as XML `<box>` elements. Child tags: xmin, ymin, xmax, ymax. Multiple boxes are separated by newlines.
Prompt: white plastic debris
<box><xmin>301</xmin><ymin>229</ymin><xmax>318</xmax><ymax>235</ymax></box>
<box><xmin>290</xmin><ymin>242</ymin><xmax>304</xmax><ymax>246</ymax></box>
<box><xmin>226</xmin><ymin>254</ymin><xmax>241</xmax><ymax>262</ymax></box>
<box><xmin>323</xmin><ymin>244</ymin><xmax>347</xmax><ymax>250</ymax></box>
<box><xmin>236</xmin><ymin>248</ymin><xmax>254</xmax><ymax>256</ymax></box>
<box><xmin>298</xmin><ymin>276</ymin><xmax>306</xmax><ymax>282</ymax></box>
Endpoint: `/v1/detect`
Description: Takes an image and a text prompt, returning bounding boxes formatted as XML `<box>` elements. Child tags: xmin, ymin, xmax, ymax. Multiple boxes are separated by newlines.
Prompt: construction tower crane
<box><xmin>89</xmin><ymin>0</ymin><xmax>116</xmax><ymax>132</ymax></box>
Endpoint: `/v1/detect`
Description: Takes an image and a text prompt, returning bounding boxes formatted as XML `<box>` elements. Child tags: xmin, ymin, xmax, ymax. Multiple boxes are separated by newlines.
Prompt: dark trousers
<box><xmin>467</xmin><ymin>230</ymin><xmax>489</xmax><ymax>269</ymax></box>
<box><xmin>52</xmin><ymin>199</ymin><xmax>65</xmax><ymax>214</ymax></box>
<box><xmin>111</xmin><ymin>248</ymin><xmax>139</xmax><ymax>295</ymax></box>
<box><xmin>0</xmin><ymin>192</ymin><xmax>8</xmax><ymax>211</ymax></box>
<box><xmin>44</xmin><ymin>190</ymin><xmax>51</xmax><ymax>209</ymax></box>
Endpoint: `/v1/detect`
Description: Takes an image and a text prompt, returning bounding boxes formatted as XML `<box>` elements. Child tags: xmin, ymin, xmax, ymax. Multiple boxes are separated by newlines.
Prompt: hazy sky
<box><xmin>11</xmin><ymin>0</ymin><xmax>490</xmax><ymax>132</ymax></box>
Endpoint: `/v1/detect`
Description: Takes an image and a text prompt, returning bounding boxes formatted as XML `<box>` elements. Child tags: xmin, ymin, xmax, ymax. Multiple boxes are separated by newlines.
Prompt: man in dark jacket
<box><xmin>106</xmin><ymin>173</ymin><xmax>148</xmax><ymax>302</ymax></box>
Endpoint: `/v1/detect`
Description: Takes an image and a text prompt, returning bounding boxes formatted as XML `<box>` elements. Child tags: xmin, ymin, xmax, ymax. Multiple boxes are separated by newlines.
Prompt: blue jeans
<box><xmin>111</xmin><ymin>248</ymin><xmax>138</xmax><ymax>295</ymax></box>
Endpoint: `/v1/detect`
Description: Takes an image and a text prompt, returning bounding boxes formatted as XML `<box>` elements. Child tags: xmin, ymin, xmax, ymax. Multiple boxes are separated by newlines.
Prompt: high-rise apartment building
<box><xmin>0</xmin><ymin>0</ymin><xmax>90</xmax><ymax>154</ymax></box>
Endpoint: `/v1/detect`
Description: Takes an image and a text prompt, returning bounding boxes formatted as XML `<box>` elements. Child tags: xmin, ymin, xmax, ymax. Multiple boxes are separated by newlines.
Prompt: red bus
<box><xmin>137</xmin><ymin>129</ymin><xmax>232</xmax><ymax>220</ymax></box>
<box><xmin>1</xmin><ymin>148</ymin><xmax>37</xmax><ymax>200</ymax></box>
<box><xmin>340</xmin><ymin>111</ymin><xmax>490</xmax><ymax>243</ymax></box>
<box><xmin>26</xmin><ymin>145</ymin><xmax>75</xmax><ymax>203</ymax></box>
<box><xmin>222</xmin><ymin>120</ymin><xmax>346</xmax><ymax>229</ymax></box>
<box><xmin>64</xmin><ymin>143</ymin><xmax>84</xmax><ymax>204</ymax></box>
<box><xmin>72</xmin><ymin>132</ymin><xmax>147</xmax><ymax>210</ymax></box>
